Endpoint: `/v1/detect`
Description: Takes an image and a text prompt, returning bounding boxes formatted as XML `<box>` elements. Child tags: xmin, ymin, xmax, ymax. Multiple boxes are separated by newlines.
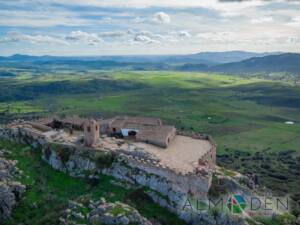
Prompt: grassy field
<box><xmin>0</xmin><ymin>68</ymin><xmax>300</xmax><ymax>199</ymax></box>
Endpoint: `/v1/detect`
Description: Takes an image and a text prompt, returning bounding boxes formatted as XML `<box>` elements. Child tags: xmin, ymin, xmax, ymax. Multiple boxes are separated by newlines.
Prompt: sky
<box><xmin>0</xmin><ymin>0</ymin><xmax>299</xmax><ymax>56</ymax></box>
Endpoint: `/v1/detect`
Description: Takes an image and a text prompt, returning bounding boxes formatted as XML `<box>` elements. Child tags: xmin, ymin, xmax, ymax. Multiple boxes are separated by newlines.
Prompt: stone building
<box><xmin>52</xmin><ymin>116</ymin><xmax>86</xmax><ymax>130</ymax></box>
<box><xmin>84</xmin><ymin>119</ymin><xmax>100</xmax><ymax>147</ymax></box>
<box><xmin>100</xmin><ymin>116</ymin><xmax>176</xmax><ymax>148</ymax></box>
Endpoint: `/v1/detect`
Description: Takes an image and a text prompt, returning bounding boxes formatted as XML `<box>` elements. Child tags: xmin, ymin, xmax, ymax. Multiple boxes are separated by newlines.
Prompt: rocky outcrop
<box><xmin>189</xmin><ymin>213</ymin><xmax>245</xmax><ymax>225</ymax></box>
<box><xmin>89</xmin><ymin>201</ymin><xmax>152</xmax><ymax>225</ymax></box>
<box><xmin>0</xmin><ymin>149</ymin><xmax>26</xmax><ymax>221</ymax></box>
<box><xmin>42</xmin><ymin>147</ymin><xmax>98</xmax><ymax>177</ymax></box>
<box><xmin>59</xmin><ymin>198</ymin><xmax>152</xmax><ymax>225</ymax></box>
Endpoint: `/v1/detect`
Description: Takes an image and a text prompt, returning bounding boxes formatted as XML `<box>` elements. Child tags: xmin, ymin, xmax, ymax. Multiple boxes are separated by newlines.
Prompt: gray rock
<box><xmin>89</xmin><ymin>214</ymin><xmax>100</xmax><ymax>224</ymax></box>
<box><xmin>0</xmin><ymin>157</ymin><xmax>26</xmax><ymax>220</ymax></box>
<box><xmin>72</xmin><ymin>212</ymin><xmax>85</xmax><ymax>219</ymax></box>
<box><xmin>118</xmin><ymin>215</ymin><xmax>130</xmax><ymax>225</ymax></box>
<box><xmin>89</xmin><ymin>201</ymin><xmax>152</xmax><ymax>225</ymax></box>
<box><xmin>68</xmin><ymin>200</ymin><xmax>83</xmax><ymax>209</ymax></box>
<box><xmin>100</xmin><ymin>197</ymin><xmax>106</xmax><ymax>204</ymax></box>
<box><xmin>0</xmin><ymin>184</ymin><xmax>16</xmax><ymax>220</ymax></box>
<box><xmin>0</xmin><ymin>149</ymin><xmax>11</xmax><ymax>157</ymax></box>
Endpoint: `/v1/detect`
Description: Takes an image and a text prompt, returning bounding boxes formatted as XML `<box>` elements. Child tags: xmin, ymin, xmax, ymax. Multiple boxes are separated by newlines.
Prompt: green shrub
<box><xmin>56</xmin><ymin>147</ymin><xmax>74</xmax><ymax>165</ymax></box>
<box><xmin>208</xmin><ymin>175</ymin><xmax>228</xmax><ymax>198</ymax></box>
<box><xmin>95</xmin><ymin>152</ymin><xmax>116</xmax><ymax>169</ymax></box>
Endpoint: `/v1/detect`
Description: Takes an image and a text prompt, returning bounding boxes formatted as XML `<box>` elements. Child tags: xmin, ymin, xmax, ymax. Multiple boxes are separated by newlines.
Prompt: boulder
<box><xmin>89</xmin><ymin>201</ymin><xmax>152</xmax><ymax>225</ymax></box>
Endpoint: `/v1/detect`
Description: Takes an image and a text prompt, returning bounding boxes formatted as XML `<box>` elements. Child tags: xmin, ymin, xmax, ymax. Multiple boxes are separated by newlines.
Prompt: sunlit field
<box><xmin>1</xmin><ymin>69</ymin><xmax>300</xmax><ymax>197</ymax></box>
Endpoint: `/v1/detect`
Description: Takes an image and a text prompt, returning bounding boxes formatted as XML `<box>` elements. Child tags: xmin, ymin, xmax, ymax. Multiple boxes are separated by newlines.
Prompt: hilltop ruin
<box><xmin>0</xmin><ymin>116</ymin><xmax>217</xmax><ymax>222</ymax></box>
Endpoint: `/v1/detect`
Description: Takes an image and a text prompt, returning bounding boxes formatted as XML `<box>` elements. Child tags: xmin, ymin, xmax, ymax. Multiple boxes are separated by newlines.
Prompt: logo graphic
<box><xmin>227</xmin><ymin>195</ymin><xmax>247</xmax><ymax>214</ymax></box>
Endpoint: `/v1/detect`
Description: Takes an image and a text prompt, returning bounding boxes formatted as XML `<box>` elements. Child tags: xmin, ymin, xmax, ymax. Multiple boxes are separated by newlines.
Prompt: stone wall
<box><xmin>118</xmin><ymin>155</ymin><xmax>211</xmax><ymax>197</ymax></box>
<box><xmin>178</xmin><ymin>130</ymin><xmax>217</xmax><ymax>168</ymax></box>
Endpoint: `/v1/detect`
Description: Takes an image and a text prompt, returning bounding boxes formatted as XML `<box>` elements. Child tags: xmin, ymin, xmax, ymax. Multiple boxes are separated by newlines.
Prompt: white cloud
<box><xmin>0</xmin><ymin>33</ymin><xmax>68</xmax><ymax>45</ymax></box>
<box><xmin>154</xmin><ymin>34</ymin><xmax>178</xmax><ymax>43</ymax></box>
<box><xmin>0</xmin><ymin>29</ymin><xmax>191</xmax><ymax>47</ymax></box>
<box><xmin>134</xmin><ymin>33</ymin><xmax>160</xmax><ymax>44</ymax></box>
<box><xmin>134</xmin><ymin>35</ymin><xmax>159</xmax><ymax>44</ymax></box>
<box><xmin>65</xmin><ymin>30</ymin><xmax>102</xmax><ymax>45</ymax></box>
<box><xmin>98</xmin><ymin>31</ymin><xmax>128</xmax><ymax>38</ymax></box>
<box><xmin>220</xmin><ymin>11</ymin><xmax>242</xmax><ymax>18</ymax></box>
<box><xmin>177</xmin><ymin>31</ymin><xmax>191</xmax><ymax>38</ymax></box>
<box><xmin>153</xmin><ymin>12</ymin><xmax>171</xmax><ymax>24</ymax></box>
<box><xmin>251</xmin><ymin>17</ymin><xmax>273</xmax><ymax>24</ymax></box>
<box><xmin>286</xmin><ymin>36</ymin><xmax>300</xmax><ymax>43</ymax></box>
<box><xmin>0</xmin><ymin>9</ymin><xmax>89</xmax><ymax>27</ymax></box>
<box><xmin>35</xmin><ymin>0</ymin><xmax>271</xmax><ymax>11</ymax></box>
<box><xmin>194</xmin><ymin>30</ymin><xmax>300</xmax><ymax>48</ymax></box>
<box><xmin>196</xmin><ymin>32</ymin><xmax>235</xmax><ymax>43</ymax></box>
<box><xmin>1</xmin><ymin>0</ymin><xmax>300</xmax><ymax>54</ymax></box>
<box><xmin>132</xmin><ymin>30</ymin><xmax>187</xmax><ymax>44</ymax></box>
<box><xmin>132</xmin><ymin>17</ymin><xmax>146</xmax><ymax>23</ymax></box>
<box><xmin>286</xmin><ymin>16</ymin><xmax>300</xmax><ymax>27</ymax></box>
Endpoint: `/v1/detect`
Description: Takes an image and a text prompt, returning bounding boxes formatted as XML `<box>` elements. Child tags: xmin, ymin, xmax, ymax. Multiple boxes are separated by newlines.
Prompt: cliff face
<box><xmin>41</xmin><ymin>146</ymin><xmax>208</xmax><ymax>216</ymax></box>
<box><xmin>0</xmin><ymin>149</ymin><xmax>26</xmax><ymax>221</ymax></box>
<box><xmin>41</xmin><ymin>147</ymin><xmax>218</xmax><ymax>223</ymax></box>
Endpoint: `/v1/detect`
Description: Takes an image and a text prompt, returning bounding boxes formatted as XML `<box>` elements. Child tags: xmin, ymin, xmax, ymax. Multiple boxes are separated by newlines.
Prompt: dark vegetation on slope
<box><xmin>0</xmin><ymin>78</ymin><xmax>145</xmax><ymax>102</ymax></box>
<box><xmin>0</xmin><ymin>71</ymin><xmax>16</xmax><ymax>77</ymax></box>
<box><xmin>0</xmin><ymin>69</ymin><xmax>300</xmax><ymax>206</ymax></box>
<box><xmin>217</xmin><ymin>149</ymin><xmax>300</xmax><ymax>202</ymax></box>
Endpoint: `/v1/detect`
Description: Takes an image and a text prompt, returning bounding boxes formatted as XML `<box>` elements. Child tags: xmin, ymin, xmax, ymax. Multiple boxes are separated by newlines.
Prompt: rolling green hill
<box><xmin>0</xmin><ymin>69</ymin><xmax>300</xmax><ymax>200</ymax></box>
<box><xmin>211</xmin><ymin>53</ymin><xmax>300</xmax><ymax>75</ymax></box>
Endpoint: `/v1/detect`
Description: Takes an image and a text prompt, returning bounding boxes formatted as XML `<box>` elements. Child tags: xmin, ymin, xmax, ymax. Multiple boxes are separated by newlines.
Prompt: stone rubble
<box><xmin>89</xmin><ymin>201</ymin><xmax>152</xmax><ymax>225</ymax></box>
<box><xmin>59</xmin><ymin>198</ymin><xmax>153</xmax><ymax>225</ymax></box>
<box><xmin>0</xmin><ymin>149</ymin><xmax>26</xmax><ymax>221</ymax></box>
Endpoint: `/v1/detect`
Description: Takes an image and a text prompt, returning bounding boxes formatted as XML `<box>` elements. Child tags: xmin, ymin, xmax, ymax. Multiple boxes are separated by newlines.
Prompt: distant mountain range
<box><xmin>0</xmin><ymin>51</ymin><xmax>280</xmax><ymax>64</ymax></box>
<box><xmin>209</xmin><ymin>53</ymin><xmax>300</xmax><ymax>74</ymax></box>
<box><xmin>0</xmin><ymin>51</ymin><xmax>299</xmax><ymax>75</ymax></box>
<box><xmin>181</xmin><ymin>51</ymin><xmax>280</xmax><ymax>64</ymax></box>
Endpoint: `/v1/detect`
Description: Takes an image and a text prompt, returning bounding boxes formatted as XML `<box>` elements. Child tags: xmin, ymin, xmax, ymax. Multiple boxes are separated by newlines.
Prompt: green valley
<box><xmin>1</xmin><ymin>69</ymin><xmax>300</xmax><ymax>201</ymax></box>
